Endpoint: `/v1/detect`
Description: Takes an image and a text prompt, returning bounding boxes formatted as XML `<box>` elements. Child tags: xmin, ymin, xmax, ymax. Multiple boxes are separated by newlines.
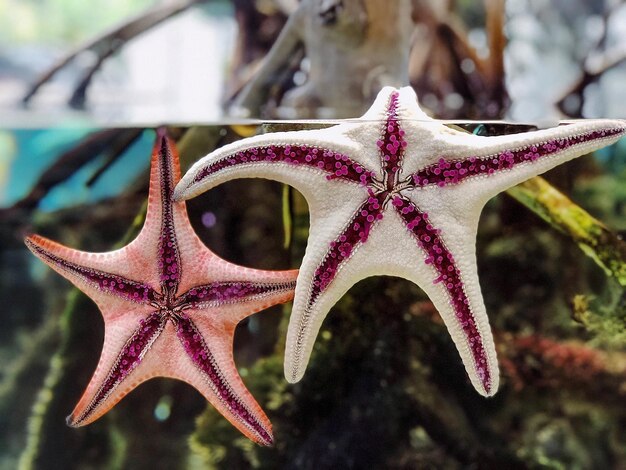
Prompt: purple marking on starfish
<box><xmin>176</xmin><ymin>314</ymin><xmax>273</xmax><ymax>445</ymax></box>
<box><xmin>309</xmin><ymin>191</ymin><xmax>387</xmax><ymax>307</ymax></box>
<box><xmin>157</xmin><ymin>136</ymin><xmax>182</xmax><ymax>296</ymax></box>
<box><xmin>378</xmin><ymin>91</ymin><xmax>408</xmax><ymax>186</ymax></box>
<box><xmin>69</xmin><ymin>311</ymin><xmax>166</xmax><ymax>426</ymax></box>
<box><xmin>180</xmin><ymin>280</ymin><xmax>296</xmax><ymax>308</ymax></box>
<box><xmin>392</xmin><ymin>195</ymin><xmax>491</xmax><ymax>393</ymax></box>
<box><xmin>412</xmin><ymin>127</ymin><xmax>625</xmax><ymax>188</ymax></box>
<box><xmin>191</xmin><ymin>144</ymin><xmax>375</xmax><ymax>187</ymax></box>
<box><xmin>24</xmin><ymin>238</ymin><xmax>157</xmax><ymax>304</ymax></box>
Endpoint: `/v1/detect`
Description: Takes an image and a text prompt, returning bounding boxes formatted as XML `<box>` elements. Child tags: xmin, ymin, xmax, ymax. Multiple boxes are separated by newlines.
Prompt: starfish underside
<box><xmin>26</xmin><ymin>132</ymin><xmax>299</xmax><ymax>445</ymax></box>
<box><xmin>175</xmin><ymin>86</ymin><xmax>625</xmax><ymax>397</ymax></box>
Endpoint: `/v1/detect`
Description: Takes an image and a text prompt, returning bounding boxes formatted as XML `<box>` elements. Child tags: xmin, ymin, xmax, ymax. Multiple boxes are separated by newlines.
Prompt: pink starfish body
<box><xmin>25</xmin><ymin>131</ymin><xmax>298</xmax><ymax>445</ymax></box>
<box><xmin>175</xmin><ymin>87</ymin><xmax>625</xmax><ymax>397</ymax></box>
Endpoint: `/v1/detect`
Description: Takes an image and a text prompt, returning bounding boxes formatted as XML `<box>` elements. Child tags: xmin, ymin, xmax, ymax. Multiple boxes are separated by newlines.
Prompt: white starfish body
<box><xmin>175</xmin><ymin>87</ymin><xmax>625</xmax><ymax>396</ymax></box>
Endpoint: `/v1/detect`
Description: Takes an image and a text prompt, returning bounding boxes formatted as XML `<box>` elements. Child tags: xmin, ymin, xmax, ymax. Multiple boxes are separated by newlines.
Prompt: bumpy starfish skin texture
<box><xmin>175</xmin><ymin>87</ymin><xmax>626</xmax><ymax>396</ymax></box>
<box><xmin>25</xmin><ymin>131</ymin><xmax>298</xmax><ymax>445</ymax></box>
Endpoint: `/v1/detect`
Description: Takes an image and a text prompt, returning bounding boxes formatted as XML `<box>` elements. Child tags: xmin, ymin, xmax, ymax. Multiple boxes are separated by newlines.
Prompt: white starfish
<box><xmin>174</xmin><ymin>87</ymin><xmax>625</xmax><ymax>396</ymax></box>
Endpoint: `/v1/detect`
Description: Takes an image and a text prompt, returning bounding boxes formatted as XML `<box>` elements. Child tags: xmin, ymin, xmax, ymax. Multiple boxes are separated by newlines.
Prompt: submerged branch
<box><xmin>8</xmin><ymin>129</ymin><xmax>139</xmax><ymax>213</ymax></box>
<box><xmin>506</xmin><ymin>176</ymin><xmax>626</xmax><ymax>286</ymax></box>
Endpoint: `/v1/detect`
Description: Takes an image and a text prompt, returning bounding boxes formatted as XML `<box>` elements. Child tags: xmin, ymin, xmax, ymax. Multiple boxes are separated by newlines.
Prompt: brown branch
<box><xmin>231</xmin><ymin>0</ymin><xmax>415</xmax><ymax>118</ymax></box>
<box><xmin>556</xmin><ymin>48</ymin><xmax>626</xmax><ymax>117</ymax></box>
<box><xmin>67</xmin><ymin>41</ymin><xmax>118</xmax><ymax>109</ymax></box>
<box><xmin>229</xmin><ymin>7</ymin><xmax>305</xmax><ymax>115</ymax></box>
<box><xmin>555</xmin><ymin>2</ymin><xmax>626</xmax><ymax>117</ymax></box>
<box><xmin>6</xmin><ymin>129</ymin><xmax>138</xmax><ymax>213</ymax></box>
<box><xmin>22</xmin><ymin>0</ymin><xmax>206</xmax><ymax>106</ymax></box>
<box><xmin>410</xmin><ymin>0</ymin><xmax>508</xmax><ymax>118</ymax></box>
<box><xmin>484</xmin><ymin>0</ymin><xmax>507</xmax><ymax>112</ymax></box>
<box><xmin>226</xmin><ymin>0</ymin><xmax>288</xmax><ymax>100</ymax></box>
<box><xmin>86</xmin><ymin>129</ymin><xmax>143</xmax><ymax>187</ymax></box>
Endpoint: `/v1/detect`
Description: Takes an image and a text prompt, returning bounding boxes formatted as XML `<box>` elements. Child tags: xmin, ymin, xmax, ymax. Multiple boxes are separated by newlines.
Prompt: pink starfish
<box><xmin>25</xmin><ymin>131</ymin><xmax>298</xmax><ymax>446</ymax></box>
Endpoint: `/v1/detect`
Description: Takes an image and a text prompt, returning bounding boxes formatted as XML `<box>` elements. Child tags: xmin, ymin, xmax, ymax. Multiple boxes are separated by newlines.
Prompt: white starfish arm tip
<box><xmin>172</xmin><ymin>179</ymin><xmax>192</xmax><ymax>201</ymax></box>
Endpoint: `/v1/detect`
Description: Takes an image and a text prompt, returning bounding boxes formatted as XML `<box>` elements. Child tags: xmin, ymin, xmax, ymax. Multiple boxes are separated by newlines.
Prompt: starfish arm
<box><xmin>173</xmin><ymin>130</ymin><xmax>376</xmax><ymax>203</ymax></box>
<box><xmin>284</xmin><ymin>192</ymin><xmax>387</xmax><ymax>383</ymax></box>
<box><xmin>178</xmin><ymin>277</ymin><xmax>297</xmax><ymax>315</ymax></box>
<box><xmin>153</xmin><ymin>134</ymin><xmax>183</xmax><ymax>297</ymax></box>
<box><xmin>410</xmin><ymin>119</ymin><xmax>626</xmax><ymax>204</ymax></box>
<box><xmin>119</xmin><ymin>129</ymin><xmax>192</xmax><ymax>297</ymax></box>
<box><xmin>24</xmin><ymin>234</ymin><xmax>158</xmax><ymax>306</ymax></box>
<box><xmin>392</xmin><ymin>195</ymin><xmax>498</xmax><ymax>395</ymax></box>
<box><xmin>68</xmin><ymin>311</ymin><xmax>167</xmax><ymax>426</ymax></box>
<box><xmin>371</xmin><ymin>88</ymin><xmax>409</xmax><ymax>185</ymax></box>
<box><xmin>175</xmin><ymin>314</ymin><xmax>274</xmax><ymax>445</ymax></box>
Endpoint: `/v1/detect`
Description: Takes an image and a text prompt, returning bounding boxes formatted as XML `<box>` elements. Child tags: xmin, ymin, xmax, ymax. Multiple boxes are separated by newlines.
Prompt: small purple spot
<box><xmin>201</xmin><ymin>211</ymin><xmax>217</xmax><ymax>228</ymax></box>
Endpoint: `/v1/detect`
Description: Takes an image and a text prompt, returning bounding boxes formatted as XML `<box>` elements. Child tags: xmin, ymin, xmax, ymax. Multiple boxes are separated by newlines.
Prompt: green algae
<box><xmin>507</xmin><ymin>176</ymin><xmax>626</xmax><ymax>286</ymax></box>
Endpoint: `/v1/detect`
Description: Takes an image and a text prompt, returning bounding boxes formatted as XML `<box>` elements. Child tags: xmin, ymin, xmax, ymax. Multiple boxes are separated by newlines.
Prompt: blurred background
<box><xmin>1</xmin><ymin>1</ymin><xmax>626</xmax><ymax>469</ymax></box>
<box><xmin>1</xmin><ymin>0</ymin><xmax>625</xmax><ymax>124</ymax></box>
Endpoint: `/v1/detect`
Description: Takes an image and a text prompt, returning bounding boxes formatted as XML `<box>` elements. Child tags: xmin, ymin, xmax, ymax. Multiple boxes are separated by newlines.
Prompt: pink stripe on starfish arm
<box><xmin>378</xmin><ymin>90</ymin><xmax>408</xmax><ymax>182</ymax></box>
<box><xmin>411</xmin><ymin>126</ymin><xmax>626</xmax><ymax>188</ymax></box>
<box><xmin>68</xmin><ymin>311</ymin><xmax>166</xmax><ymax>426</ymax></box>
<box><xmin>176</xmin><ymin>315</ymin><xmax>273</xmax><ymax>446</ymax></box>
<box><xmin>179</xmin><ymin>280</ymin><xmax>297</xmax><ymax>308</ymax></box>
<box><xmin>156</xmin><ymin>135</ymin><xmax>182</xmax><ymax>296</ymax></box>
<box><xmin>189</xmin><ymin>144</ymin><xmax>375</xmax><ymax>187</ymax></box>
<box><xmin>392</xmin><ymin>195</ymin><xmax>492</xmax><ymax>394</ymax></box>
<box><xmin>308</xmin><ymin>192</ymin><xmax>387</xmax><ymax>308</ymax></box>
<box><xmin>24</xmin><ymin>235</ymin><xmax>157</xmax><ymax>304</ymax></box>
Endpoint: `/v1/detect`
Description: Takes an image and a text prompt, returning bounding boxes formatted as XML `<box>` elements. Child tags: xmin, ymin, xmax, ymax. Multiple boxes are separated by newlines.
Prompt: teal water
<box><xmin>0</xmin><ymin>128</ymin><xmax>154</xmax><ymax>211</ymax></box>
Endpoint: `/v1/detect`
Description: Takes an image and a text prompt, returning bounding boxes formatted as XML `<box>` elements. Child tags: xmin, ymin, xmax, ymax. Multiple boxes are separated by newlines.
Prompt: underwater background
<box><xmin>2</xmin><ymin>1</ymin><xmax>626</xmax><ymax>469</ymax></box>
